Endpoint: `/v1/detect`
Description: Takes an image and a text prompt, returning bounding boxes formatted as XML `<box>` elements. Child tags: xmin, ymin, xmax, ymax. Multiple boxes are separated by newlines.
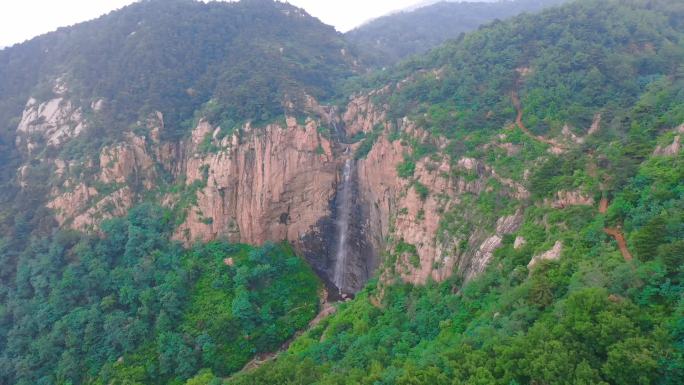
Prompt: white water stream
<box><xmin>333</xmin><ymin>156</ymin><xmax>353</xmax><ymax>294</ymax></box>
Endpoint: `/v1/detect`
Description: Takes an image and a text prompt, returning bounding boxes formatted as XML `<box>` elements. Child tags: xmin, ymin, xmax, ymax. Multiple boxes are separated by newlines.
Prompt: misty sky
<box><xmin>0</xmin><ymin>0</ymin><xmax>437</xmax><ymax>48</ymax></box>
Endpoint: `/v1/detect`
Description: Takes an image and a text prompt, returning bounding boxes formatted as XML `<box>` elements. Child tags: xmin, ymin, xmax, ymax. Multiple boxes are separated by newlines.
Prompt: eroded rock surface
<box><xmin>350</xmin><ymin>94</ymin><xmax>527</xmax><ymax>285</ymax></box>
<box><xmin>175</xmin><ymin>117</ymin><xmax>338</xmax><ymax>251</ymax></box>
<box><xmin>16</xmin><ymin>97</ymin><xmax>86</xmax><ymax>155</ymax></box>
<box><xmin>18</xmin><ymin>85</ymin><xmax>539</xmax><ymax>291</ymax></box>
<box><xmin>653</xmin><ymin>134</ymin><xmax>681</xmax><ymax>157</ymax></box>
<box><xmin>528</xmin><ymin>240</ymin><xmax>563</xmax><ymax>270</ymax></box>
<box><xmin>549</xmin><ymin>190</ymin><xmax>594</xmax><ymax>209</ymax></box>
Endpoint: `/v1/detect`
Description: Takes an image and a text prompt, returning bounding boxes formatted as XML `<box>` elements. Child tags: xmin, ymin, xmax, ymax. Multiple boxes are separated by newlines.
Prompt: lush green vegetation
<box><xmin>347</xmin><ymin>0</ymin><xmax>683</xmax><ymax>147</ymax></box>
<box><xmin>347</xmin><ymin>0</ymin><xmax>567</xmax><ymax>68</ymax></box>
<box><xmin>353</xmin><ymin>124</ymin><xmax>383</xmax><ymax>160</ymax></box>
<box><xmin>0</xmin><ymin>204</ymin><xmax>320</xmax><ymax>385</ymax></box>
<box><xmin>0</xmin><ymin>0</ymin><xmax>355</xmax><ymax>304</ymax></box>
<box><xmin>0</xmin><ymin>0</ymin><xmax>353</xmax><ymax>146</ymax></box>
<box><xmin>0</xmin><ymin>2</ymin><xmax>343</xmax><ymax>382</ymax></box>
<box><xmin>396</xmin><ymin>157</ymin><xmax>416</xmax><ymax>179</ymax></box>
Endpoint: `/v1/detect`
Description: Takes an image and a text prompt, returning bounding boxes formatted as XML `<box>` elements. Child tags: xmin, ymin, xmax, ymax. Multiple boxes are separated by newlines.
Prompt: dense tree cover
<box><xmin>0</xmin><ymin>204</ymin><xmax>320</xmax><ymax>385</ymax></box>
<box><xmin>0</xmin><ymin>0</ymin><xmax>682</xmax><ymax>384</ymax></box>
<box><xmin>347</xmin><ymin>0</ymin><xmax>567</xmax><ymax>68</ymax></box>
<box><xmin>0</xmin><ymin>0</ymin><xmax>354</xmax><ymax>143</ymax></box>
<box><xmin>346</xmin><ymin>0</ymin><xmax>683</xmax><ymax>142</ymax></box>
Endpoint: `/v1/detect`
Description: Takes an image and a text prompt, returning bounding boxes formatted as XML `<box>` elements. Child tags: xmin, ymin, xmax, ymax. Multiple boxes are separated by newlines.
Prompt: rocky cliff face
<box><xmin>15</xmin><ymin>81</ymin><xmax>533</xmax><ymax>291</ymax></box>
<box><xmin>31</xmin><ymin>101</ymin><xmax>159</xmax><ymax>232</ymax></box>
<box><xmin>174</xmin><ymin>116</ymin><xmax>338</xmax><ymax>253</ymax></box>
<box><xmin>12</xmin><ymin>84</ymin><xmax>352</xmax><ymax>288</ymax></box>
<box><xmin>162</xmin><ymin>114</ymin><xmax>360</xmax><ymax>291</ymax></box>
<box><xmin>345</xmin><ymin>94</ymin><xmax>527</xmax><ymax>286</ymax></box>
<box><xmin>15</xmin><ymin>86</ymin><xmax>86</xmax><ymax>156</ymax></box>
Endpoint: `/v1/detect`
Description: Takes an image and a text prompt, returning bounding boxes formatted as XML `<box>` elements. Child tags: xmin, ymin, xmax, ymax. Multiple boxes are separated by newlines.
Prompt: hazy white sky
<box><xmin>0</xmin><ymin>0</ymin><xmax>433</xmax><ymax>48</ymax></box>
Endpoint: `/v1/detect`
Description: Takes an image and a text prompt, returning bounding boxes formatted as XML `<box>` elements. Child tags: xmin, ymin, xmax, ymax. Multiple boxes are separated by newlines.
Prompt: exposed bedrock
<box><xmin>23</xmin><ymin>87</ymin><xmax>524</xmax><ymax>293</ymax></box>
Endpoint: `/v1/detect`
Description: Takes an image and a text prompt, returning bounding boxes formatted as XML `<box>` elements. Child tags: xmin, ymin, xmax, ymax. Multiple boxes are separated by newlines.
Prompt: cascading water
<box><xmin>319</xmin><ymin>123</ymin><xmax>376</xmax><ymax>297</ymax></box>
<box><xmin>331</xmin><ymin>119</ymin><xmax>345</xmax><ymax>142</ymax></box>
<box><xmin>333</xmin><ymin>154</ymin><xmax>353</xmax><ymax>294</ymax></box>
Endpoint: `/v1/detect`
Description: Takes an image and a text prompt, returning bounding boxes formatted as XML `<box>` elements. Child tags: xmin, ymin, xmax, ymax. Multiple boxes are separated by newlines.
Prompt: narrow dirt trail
<box><xmin>599</xmin><ymin>198</ymin><xmax>634</xmax><ymax>262</ymax></box>
<box><xmin>511</xmin><ymin>91</ymin><xmax>566</xmax><ymax>150</ymax></box>
<box><xmin>512</xmin><ymin>81</ymin><xmax>635</xmax><ymax>264</ymax></box>
<box><xmin>604</xmin><ymin>227</ymin><xmax>633</xmax><ymax>262</ymax></box>
<box><xmin>599</xmin><ymin>197</ymin><xmax>609</xmax><ymax>214</ymax></box>
<box><xmin>512</xmin><ymin>87</ymin><xmax>633</xmax><ymax>263</ymax></box>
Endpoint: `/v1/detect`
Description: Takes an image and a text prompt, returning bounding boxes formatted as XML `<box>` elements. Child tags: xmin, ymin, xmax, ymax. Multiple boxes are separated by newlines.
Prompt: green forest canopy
<box><xmin>0</xmin><ymin>204</ymin><xmax>320</xmax><ymax>385</ymax></box>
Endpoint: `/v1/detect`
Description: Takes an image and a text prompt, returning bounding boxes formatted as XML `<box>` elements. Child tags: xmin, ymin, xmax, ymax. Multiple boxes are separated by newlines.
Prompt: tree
<box><xmin>602</xmin><ymin>338</ymin><xmax>659</xmax><ymax>385</ymax></box>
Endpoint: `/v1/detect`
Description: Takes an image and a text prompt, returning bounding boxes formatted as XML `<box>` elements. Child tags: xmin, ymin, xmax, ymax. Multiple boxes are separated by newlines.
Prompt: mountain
<box><xmin>0</xmin><ymin>1</ymin><xmax>356</xmax><ymax>383</ymax></box>
<box><xmin>232</xmin><ymin>0</ymin><xmax>684</xmax><ymax>382</ymax></box>
<box><xmin>346</xmin><ymin>0</ymin><xmax>568</xmax><ymax>67</ymax></box>
<box><xmin>0</xmin><ymin>0</ymin><xmax>354</xmax><ymax>142</ymax></box>
<box><xmin>0</xmin><ymin>0</ymin><xmax>356</xmax><ymax>286</ymax></box>
<box><xmin>0</xmin><ymin>0</ymin><xmax>683</xmax><ymax>384</ymax></box>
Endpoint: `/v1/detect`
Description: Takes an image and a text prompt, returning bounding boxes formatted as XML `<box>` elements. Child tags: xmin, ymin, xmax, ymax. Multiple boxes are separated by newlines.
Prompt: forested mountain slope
<box><xmin>232</xmin><ymin>0</ymin><xmax>684</xmax><ymax>383</ymax></box>
<box><xmin>0</xmin><ymin>0</ymin><xmax>356</xmax><ymax>248</ymax></box>
<box><xmin>0</xmin><ymin>1</ymin><xmax>351</xmax><ymax>384</ymax></box>
<box><xmin>0</xmin><ymin>0</ymin><xmax>353</xmax><ymax>144</ymax></box>
<box><xmin>0</xmin><ymin>0</ymin><xmax>682</xmax><ymax>384</ymax></box>
<box><xmin>0</xmin><ymin>206</ymin><xmax>320</xmax><ymax>384</ymax></box>
<box><xmin>346</xmin><ymin>0</ymin><xmax>568</xmax><ymax>68</ymax></box>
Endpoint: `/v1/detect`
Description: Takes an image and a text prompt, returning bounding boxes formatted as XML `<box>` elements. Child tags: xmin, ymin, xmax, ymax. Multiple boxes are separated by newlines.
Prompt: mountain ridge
<box><xmin>346</xmin><ymin>0</ymin><xmax>568</xmax><ymax>67</ymax></box>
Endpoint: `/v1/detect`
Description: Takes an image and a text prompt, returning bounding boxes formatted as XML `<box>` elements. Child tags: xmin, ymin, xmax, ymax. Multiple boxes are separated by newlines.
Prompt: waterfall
<box><xmin>330</xmin><ymin>118</ymin><xmax>345</xmax><ymax>142</ymax></box>
<box><xmin>333</xmin><ymin>156</ymin><xmax>353</xmax><ymax>294</ymax></box>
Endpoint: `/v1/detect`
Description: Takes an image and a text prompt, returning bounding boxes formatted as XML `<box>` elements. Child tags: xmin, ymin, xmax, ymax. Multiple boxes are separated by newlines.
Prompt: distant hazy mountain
<box><xmin>347</xmin><ymin>0</ymin><xmax>567</xmax><ymax>67</ymax></box>
<box><xmin>402</xmin><ymin>0</ymin><xmax>499</xmax><ymax>12</ymax></box>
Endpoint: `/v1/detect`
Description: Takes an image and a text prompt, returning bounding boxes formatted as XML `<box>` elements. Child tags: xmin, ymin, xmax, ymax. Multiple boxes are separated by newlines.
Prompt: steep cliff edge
<box><xmin>1</xmin><ymin>0</ymin><xmax>581</xmax><ymax>297</ymax></box>
<box><xmin>22</xmin><ymin>64</ymin><xmax>674</xmax><ymax>293</ymax></box>
<box><xmin>12</xmin><ymin>87</ymin><xmax>361</xmax><ymax>289</ymax></box>
<box><xmin>175</xmin><ymin>117</ymin><xmax>337</xmax><ymax>246</ymax></box>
